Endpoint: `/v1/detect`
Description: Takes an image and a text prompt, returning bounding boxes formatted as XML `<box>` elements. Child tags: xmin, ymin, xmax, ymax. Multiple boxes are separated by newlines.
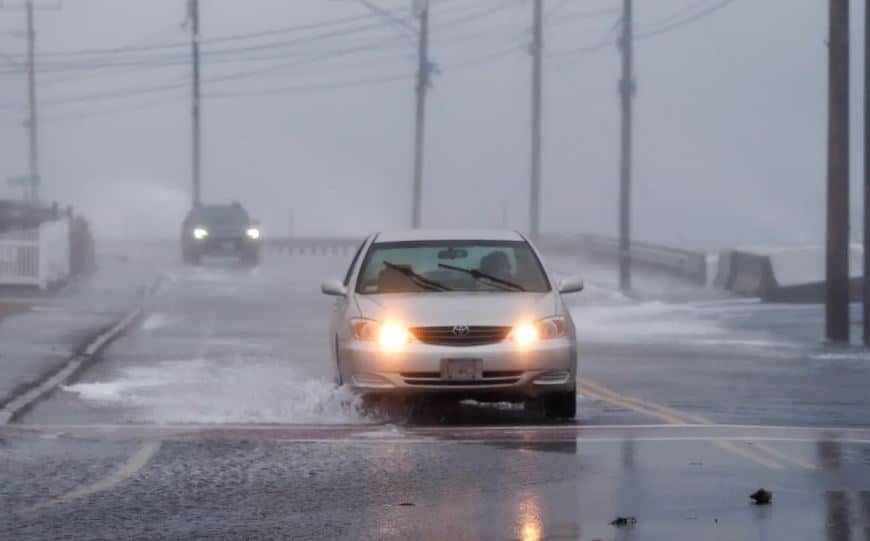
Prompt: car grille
<box><xmin>399</xmin><ymin>370</ymin><xmax>523</xmax><ymax>386</ymax></box>
<box><xmin>409</xmin><ymin>326</ymin><xmax>511</xmax><ymax>346</ymax></box>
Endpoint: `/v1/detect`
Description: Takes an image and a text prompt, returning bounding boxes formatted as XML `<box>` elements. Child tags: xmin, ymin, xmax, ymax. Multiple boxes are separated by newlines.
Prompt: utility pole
<box><xmin>618</xmin><ymin>0</ymin><xmax>634</xmax><ymax>292</ymax></box>
<box><xmin>826</xmin><ymin>0</ymin><xmax>850</xmax><ymax>343</ymax></box>
<box><xmin>411</xmin><ymin>0</ymin><xmax>429</xmax><ymax>229</ymax></box>
<box><xmin>864</xmin><ymin>0</ymin><xmax>870</xmax><ymax>345</ymax></box>
<box><xmin>190</xmin><ymin>0</ymin><xmax>202</xmax><ymax>208</ymax></box>
<box><xmin>26</xmin><ymin>0</ymin><xmax>39</xmax><ymax>203</ymax></box>
<box><xmin>529</xmin><ymin>0</ymin><xmax>543</xmax><ymax>240</ymax></box>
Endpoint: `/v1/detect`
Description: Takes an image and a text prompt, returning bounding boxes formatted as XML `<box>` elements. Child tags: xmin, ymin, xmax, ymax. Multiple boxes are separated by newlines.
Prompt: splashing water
<box><xmin>62</xmin><ymin>357</ymin><xmax>371</xmax><ymax>424</ymax></box>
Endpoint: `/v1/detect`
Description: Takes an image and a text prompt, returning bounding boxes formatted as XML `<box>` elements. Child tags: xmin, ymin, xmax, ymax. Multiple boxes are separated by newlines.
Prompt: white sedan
<box><xmin>321</xmin><ymin>229</ymin><xmax>583</xmax><ymax>419</ymax></box>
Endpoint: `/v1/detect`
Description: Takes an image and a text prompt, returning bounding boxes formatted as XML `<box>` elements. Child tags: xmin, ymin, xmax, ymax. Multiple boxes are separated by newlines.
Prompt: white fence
<box><xmin>0</xmin><ymin>219</ymin><xmax>70</xmax><ymax>289</ymax></box>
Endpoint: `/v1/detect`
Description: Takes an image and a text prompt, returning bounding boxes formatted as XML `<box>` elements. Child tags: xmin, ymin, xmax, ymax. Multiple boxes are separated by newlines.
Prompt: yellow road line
<box><xmin>578</xmin><ymin>380</ymin><xmax>796</xmax><ymax>469</ymax></box>
<box><xmin>579</xmin><ymin>385</ymin><xmax>687</xmax><ymax>425</ymax></box>
<box><xmin>752</xmin><ymin>441</ymin><xmax>817</xmax><ymax>470</ymax></box>
<box><xmin>712</xmin><ymin>441</ymin><xmax>783</xmax><ymax>469</ymax></box>
<box><xmin>21</xmin><ymin>439</ymin><xmax>162</xmax><ymax>513</ymax></box>
<box><xmin>581</xmin><ymin>380</ymin><xmax>712</xmax><ymax>424</ymax></box>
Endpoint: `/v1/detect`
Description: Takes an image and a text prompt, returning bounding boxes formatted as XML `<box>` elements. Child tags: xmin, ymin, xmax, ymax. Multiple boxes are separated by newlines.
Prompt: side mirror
<box><xmin>558</xmin><ymin>275</ymin><xmax>584</xmax><ymax>294</ymax></box>
<box><xmin>321</xmin><ymin>279</ymin><xmax>348</xmax><ymax>297</ymax></box>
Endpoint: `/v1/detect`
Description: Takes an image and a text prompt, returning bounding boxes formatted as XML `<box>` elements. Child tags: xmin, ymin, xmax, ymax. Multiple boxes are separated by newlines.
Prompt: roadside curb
<box><xmin>0</xmin><ymin>274</ymin><xmax>165</xmax><ymax>426</ymax></box>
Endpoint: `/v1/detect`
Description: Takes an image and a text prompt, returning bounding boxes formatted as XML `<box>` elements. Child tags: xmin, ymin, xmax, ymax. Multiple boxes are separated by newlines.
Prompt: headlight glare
<box><xmin>246</xmin><ymin>227</ymin><xmax>260</xmax><ymax>240</ymax></box>
<box><xmin>512</xmin><ymin>317</ymin><xmax>568</xmax><ymax>347</ymax></box>
<box><xmin>377</xmin><ymin>322</ymin><xmax>410</xmax><ymax>352</ymax></box>
<box><xmin>512</xmin><ymin>322</ymin><xmax>540</xmax><ymax>347</ymax></box>
<box><xmin>193</xmin><ymin>227</ymin><xmax>208</xmax><ymax>240</ymax></box>
<box><xmin>350</xmin><ymin>319</ymin><xmax>411</xmax><ymax>351</ymax></box>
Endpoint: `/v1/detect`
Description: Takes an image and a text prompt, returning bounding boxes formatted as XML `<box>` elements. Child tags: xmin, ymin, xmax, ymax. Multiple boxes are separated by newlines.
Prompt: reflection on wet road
<box><xmin>3</xmin><ymin>424</ymin><xmax>870</xmax><ymax>540</ymax></box>
<box><xmin>3</xmin><ymin>250</ymin><xmax>870</xmax><ymax>539</ymax></box>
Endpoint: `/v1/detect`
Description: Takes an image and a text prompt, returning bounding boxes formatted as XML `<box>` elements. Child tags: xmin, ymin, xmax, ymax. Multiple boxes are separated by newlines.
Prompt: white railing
<box><xmin>0</xmin><ymin>219</ymin><xmax>70</xmax><ymax>289</ymax></box>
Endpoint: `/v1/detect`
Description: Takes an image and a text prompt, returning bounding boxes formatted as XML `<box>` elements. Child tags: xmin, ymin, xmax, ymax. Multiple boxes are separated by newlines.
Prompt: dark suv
<box><xmin>180</xmin><ymin>203</ymin><xmax>261</xmax><ymax>265</ymax></box>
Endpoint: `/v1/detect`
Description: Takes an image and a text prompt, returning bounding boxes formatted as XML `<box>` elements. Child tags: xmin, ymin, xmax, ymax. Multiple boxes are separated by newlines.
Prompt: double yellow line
<box><xmin>578</xmin><ymin>379</ymin><xmax>816</xmax><ymax>470</ymax></box>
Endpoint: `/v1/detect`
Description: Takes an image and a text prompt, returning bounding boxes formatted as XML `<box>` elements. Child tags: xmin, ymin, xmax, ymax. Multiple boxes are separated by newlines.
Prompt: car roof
<box><xmin>188</xmin><ymin>204</ymin><xmax>248</xmax><ymax>217</ymax></box>
<box><xmin>374</xmin><ymin>229</ymin><xmax>525</xmax><ymax>243</ymax></box>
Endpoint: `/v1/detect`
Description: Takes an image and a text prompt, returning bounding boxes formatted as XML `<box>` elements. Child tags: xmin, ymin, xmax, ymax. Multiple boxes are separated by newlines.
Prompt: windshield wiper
<box><xmin>382</xmin><ymin>261</ymin><xmax>452</xmax><ymax>292</ymax></box>
<box><xmin>437</xmin><ymin>263</ymin><xmax>526</xmax><ymax>292</ymax></box>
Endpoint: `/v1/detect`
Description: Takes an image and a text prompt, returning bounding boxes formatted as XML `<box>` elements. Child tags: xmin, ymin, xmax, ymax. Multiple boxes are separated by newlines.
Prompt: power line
<box><xmin>548</xmin><ymin>0</ymin><xmax>739</xmax><ymax>59</ymax></box>
<box><xmin>635</xmin><ymin>0</ymin><xmax>738</xmax><ymax>40</ymax></box>
<box><xmin>38</xmin><ymin>44</ymin><xmax>523</xmax><ymax>123</ymax></box>
<box><xmin>0</xmin><ymin>0</ymin><xmax>520</xmax><ymax>76</ymax></box>
<box><xmin>1</xmin><ymin>9</ymin><xmax>393</xmax><ymax>60</ymax></box>
<box><xmin>0</xmin><ymin>0</ymin><xmax>527</xmax><ymax>108</ymax></box>
<box><xmin>0</xmin><ymin>0</ymin><xmax>472</xmax><ymax>64</ymax></box>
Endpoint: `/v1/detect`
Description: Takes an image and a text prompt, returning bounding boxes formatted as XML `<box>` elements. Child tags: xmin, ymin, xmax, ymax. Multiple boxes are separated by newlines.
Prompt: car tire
<box><xmin>533</xmin><ymin>391</ymin><xmax>576</xmax><ymax>420</ymax></box>
<box><xmin>334</xmin><ymin>337</ymin><xmax>344</xmax><ymax>386</ymax></box>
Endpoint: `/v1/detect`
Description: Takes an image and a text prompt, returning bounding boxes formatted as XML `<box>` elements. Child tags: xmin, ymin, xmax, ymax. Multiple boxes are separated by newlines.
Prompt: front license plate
<box><xmin>442</xmin><ymin>358</ymin><xmax>482</xmax><ymax>381</ymax></box>
<box><xmin>222</xmin><ymin>241</ymin><xmax>235</xmax><ymax>252</ymax></box>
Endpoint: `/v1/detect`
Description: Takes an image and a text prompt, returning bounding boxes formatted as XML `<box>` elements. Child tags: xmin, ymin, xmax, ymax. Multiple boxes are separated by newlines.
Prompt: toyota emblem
<box><xmin>452</xmin><ymin>325</ymin><xmax>470</xmax><ymax>336</ymax></box>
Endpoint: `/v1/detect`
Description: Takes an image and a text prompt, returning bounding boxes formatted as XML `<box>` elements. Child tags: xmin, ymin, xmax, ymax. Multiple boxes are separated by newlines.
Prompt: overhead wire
<box><xmin>12</xmin><ymin>0</ymin><xmax>740</xmax><ymax>120</ymax></box>
<box><xmin>547</xmin><ymin>0</ymin><xmax>739</xmax><ymax>59</ymax></box>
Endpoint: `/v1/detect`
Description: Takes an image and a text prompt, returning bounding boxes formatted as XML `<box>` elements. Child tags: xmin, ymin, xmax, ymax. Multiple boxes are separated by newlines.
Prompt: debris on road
<box><xmin>610</xmin><ymin>516</ymin><xmax>637</xmax><ymax>527</ymax></box>
<box><xmin>750</xmin><ymin>489</ymin><xmax>772</xmax><ymax>505</ymax></box>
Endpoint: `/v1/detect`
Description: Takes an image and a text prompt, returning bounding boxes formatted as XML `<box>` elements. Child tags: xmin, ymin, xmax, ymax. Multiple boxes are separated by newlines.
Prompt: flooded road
<box><xmin>3</xmin><ymin>248</ymin><xmax>870</xmax><ymax>539</ymax></box>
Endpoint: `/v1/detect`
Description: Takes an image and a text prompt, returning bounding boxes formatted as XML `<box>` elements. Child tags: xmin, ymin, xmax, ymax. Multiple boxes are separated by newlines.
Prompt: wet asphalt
<box><xmin>2</xmin><ymin>248</ymin><xmax>870</xmax><ymax>540</ymax></box>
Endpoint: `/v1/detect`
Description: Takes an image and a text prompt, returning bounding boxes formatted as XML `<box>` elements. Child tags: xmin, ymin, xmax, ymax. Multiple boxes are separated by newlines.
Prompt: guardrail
<box><xmin>537</xmin><ymin>233</ymin><xmax>708</xmax><ymax>285</ymax></box>
<box><xmin>264</xmin><ymin>233</ymin><xmax>708</xmax><ymax>285</ymax></box>
<box><xmin>263</xmin><ymin>237</ymin><xmax>362</xmax><ymax>257</ymax></box>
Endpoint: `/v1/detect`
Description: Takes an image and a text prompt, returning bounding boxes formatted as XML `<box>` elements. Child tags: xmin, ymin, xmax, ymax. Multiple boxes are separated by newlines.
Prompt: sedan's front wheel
<box><xmin>531</xmin><ymin>391</ymin><xmax>577</xmax><ymax>420</ymax></box>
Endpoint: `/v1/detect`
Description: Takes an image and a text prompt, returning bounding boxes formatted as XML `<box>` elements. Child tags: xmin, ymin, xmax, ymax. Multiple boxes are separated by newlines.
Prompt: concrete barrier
<box><xmin>715</xmin><ymin>245</ymin><xmax>863</xmax><ymax>302</ymax></box>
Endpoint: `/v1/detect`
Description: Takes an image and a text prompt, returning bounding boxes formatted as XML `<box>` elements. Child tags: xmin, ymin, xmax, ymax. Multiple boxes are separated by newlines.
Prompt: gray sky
<box><xmin>0</xmin><ymin>0</ymin><xmax>865</xmax><ymax>249</ymax></box>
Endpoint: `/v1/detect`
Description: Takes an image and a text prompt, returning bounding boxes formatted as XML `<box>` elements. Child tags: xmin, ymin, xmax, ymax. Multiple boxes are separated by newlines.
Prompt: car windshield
<box><xmin>356</xmin><ymin>240</ymin><xmax>550</xmax><ymax>294</ymax></box>
<box><xmin>192</xmin><ymin>205</ymin><xmax>249</xmax><ymax>225</ymax></box>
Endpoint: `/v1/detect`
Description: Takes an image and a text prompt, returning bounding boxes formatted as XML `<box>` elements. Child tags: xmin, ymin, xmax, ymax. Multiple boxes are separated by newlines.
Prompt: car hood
<box><xmin>354</xmin><ymin>291</ymin><xmax>558</xmax><ymax>327</ymax></box>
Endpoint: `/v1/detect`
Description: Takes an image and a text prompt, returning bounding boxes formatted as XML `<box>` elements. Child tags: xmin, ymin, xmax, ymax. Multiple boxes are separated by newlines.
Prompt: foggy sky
<box><xmin>0</xmin><ymin>0</ymin><xmax>866</xmax><ymax>250</ymax></box>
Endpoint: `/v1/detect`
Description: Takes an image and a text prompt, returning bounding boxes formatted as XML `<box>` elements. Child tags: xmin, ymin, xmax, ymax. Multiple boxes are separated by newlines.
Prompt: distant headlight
<box><xmin>511</xmin><ymin>317</ymin><xmax>567</xmax><ymax>347</ymax></box>
<box><xmin>246</xmin><ymin>227</ymin><xmax>261</xmax><ymax>240</ymax></box>
<box><xmin>193</xmin><ymin>227</ymin><xmax>208</xmax><ymax>240</ymax></box>
<box><xmin>350</xmin><ymin>318</ymin><xmax>411</xmax><ymax>352</ymax></box>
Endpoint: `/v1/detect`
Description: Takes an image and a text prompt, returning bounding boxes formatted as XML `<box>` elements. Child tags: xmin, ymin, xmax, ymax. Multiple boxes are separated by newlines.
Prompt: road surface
<box><xmin>3</xmin><ymin>248</ymin><xmax>870</xmax><ymax>540</ymax></box>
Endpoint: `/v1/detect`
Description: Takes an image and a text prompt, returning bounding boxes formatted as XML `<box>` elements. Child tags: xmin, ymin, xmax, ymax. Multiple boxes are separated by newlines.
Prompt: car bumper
<box><xmin>339</xmin><ymin>338</ymin><xmax>577</xmax><ymax>398</ymax></box>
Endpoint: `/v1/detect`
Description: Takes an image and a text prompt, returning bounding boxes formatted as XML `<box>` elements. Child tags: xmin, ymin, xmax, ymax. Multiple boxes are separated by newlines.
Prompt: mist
<box><xmin>0</xmin><ymin>0</ymin><xmax>865</xmax><ymax>248</ymax></box>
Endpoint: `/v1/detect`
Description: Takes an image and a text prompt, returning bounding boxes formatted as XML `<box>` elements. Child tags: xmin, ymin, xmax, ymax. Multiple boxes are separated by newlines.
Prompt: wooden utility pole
<box><xmin>529</xmin><ymin>0</ymin><xmax>543</xmax><ymax>239</ymax></box>
<box><xmin>618</xmin><ymin>0</ymin><xmax>634</xmax><ymax>292</ymax></box>
<box><xmin>26</xmin><ymin>0</ymin><xmax>39</xmax><ymax>202</ymax></box>
<box><xmin>190</xmin><ymin>0</ymin><xmax>202</xmax><ymax>207</ymax></box>
<box><xmin>826</xmin><ymin>0</ymin><xmax>850</xmax><ymax>342</ymax></box>
<box><xmin>411</xmin><ymin>0</ymin><xmax>429</xmax><ymax>229</ymax></box>
<box><xmin>864</xmin><ymin>0</ymin><xmax>870</xmax><ymax>344</ymax></box>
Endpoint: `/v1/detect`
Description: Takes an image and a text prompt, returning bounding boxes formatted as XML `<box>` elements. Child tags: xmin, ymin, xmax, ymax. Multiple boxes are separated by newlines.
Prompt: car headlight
<box><xmin>193</xmin><ymin>227</ymin><xmax>208</xmax><ymax>240</ymax></box>
<box><xmin>350</xmin><ymin>318</ymin><xmax>411</xmax><ymax>352</ymax></box>
<box><xmin>511</xmin><ymin>317</ymin><xmax>568</xmax><ymax>347</ymax></box>
<box><xmin>246</xmin><ymin>227</ymin><xmax>260</xmax><ymax>240</ymax></box>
